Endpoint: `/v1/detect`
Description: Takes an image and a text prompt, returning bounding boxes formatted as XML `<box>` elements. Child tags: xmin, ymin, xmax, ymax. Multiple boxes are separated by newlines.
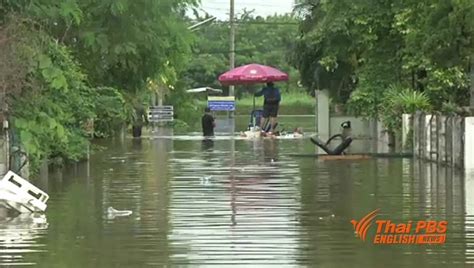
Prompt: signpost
<box><xmin>148</xmin><ymin>106</ymin><xmax>174</xmax><ymax>123</ymax></box>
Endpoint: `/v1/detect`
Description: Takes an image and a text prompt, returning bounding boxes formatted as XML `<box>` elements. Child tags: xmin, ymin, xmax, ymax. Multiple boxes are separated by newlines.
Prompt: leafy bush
<box><xmin>440</xmin><ymin>101</ymin><xmax>459</xmax><ymax>116</ymax></box>
<box><xmin>346</xmin><ymin>89</ymin><xmax>381</xmax><ymax>118</ymax></box>
<box><xmin>424</xmin><ymin>67</ymin><xmax>469</xmax><ymax>109</ymax></box>
<box><xmin>8</xmin><ymin>24</ymin><xmax>127</xmax><ymax>171</ymax></box>
<box><xmin>379</xmin><ymin>85</ymin><xmax>431</xmax><ymax>133</ymax></box>
<box><xmin>93</xmin><ymin>87</ymin><xmax>127</xmax><ymax>137</ymax></box>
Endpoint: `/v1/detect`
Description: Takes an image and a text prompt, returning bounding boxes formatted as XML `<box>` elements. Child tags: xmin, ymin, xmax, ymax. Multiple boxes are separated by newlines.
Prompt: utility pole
<box><xmin>229</xmin><ymin>0</ymin><xmax>235</xmax><ymax>118</ymax></box>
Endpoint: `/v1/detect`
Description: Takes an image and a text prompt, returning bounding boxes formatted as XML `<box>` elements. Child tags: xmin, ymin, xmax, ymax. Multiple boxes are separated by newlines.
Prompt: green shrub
<box><xmin>380</xmin><ymin>85</ymin><xmax>431</xmax><ymax>134</ymax></box>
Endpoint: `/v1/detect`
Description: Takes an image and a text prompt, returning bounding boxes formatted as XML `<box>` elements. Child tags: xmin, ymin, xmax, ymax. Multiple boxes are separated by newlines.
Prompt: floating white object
<box><xmin>240</xmin><ymin>130</ymin><xmax>261</xmax><ymax>138</ymax></box>
<box><xmin>200</xmin><ymin>176</ymin><xmax>212</xmax><ymax>185</ymax></box>
<box><xmin>107</xmin><ymin>207</ymin><xmax>132</xmax><ymax>218</ymax></box>
<box><xmin>0</xmin><ymin>171</ymin><xmax>49</xmax><ymax>213</ymax></box>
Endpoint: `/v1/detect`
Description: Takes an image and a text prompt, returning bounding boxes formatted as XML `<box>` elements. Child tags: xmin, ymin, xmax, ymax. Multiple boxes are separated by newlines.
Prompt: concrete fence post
<box><xmin>431</xmin><ymin>115</ymin><xmax>438</xmax><ymax>162</ymax></box>
<box><xmin>429</xmin><ymin>115</ymin><xmax>436</xmax><ymax>162</ymax></box>
<box><xmin>402</xmin><ymin>114</ymin><xmax>412</xmax><ymax>150</ymax></box>
<box><xmin>411</xmin><ymin>113</ymin><xmax>473</xmax><ymax>171</ymax></box>
<box><xmin>414</xmin><ymin>112</ymin><xmax>423</xmax><ymax>158</ymax></box>
<box><xmin>413</xmin><ymin>113</ymin><xmax>418</xmax><ymax>157</ymax></box>
<box><xmin>314</xmin><ymin>90</ymin><xmax>318</xmax><ymax>134</ymax></box>
<box><xmin>436</xmin><ymin>116</ymin><xmax>446</xmax><ymax>164</ymax></box>
<box><xmin>315</xmin><ymin>90</ymin><xmax>330</xmax><ymax>140</ymax></box>
<box><xmin>422</xmin><ymin>114</ymin><xmax>425</xmax><ymax>158</ymax></box>
<box><xmin>424</xmin><ymin>114</ymin><xmax>432</xmax><ymax>161</ymax></box>
<box><xmin>453</xmin><ymin>117</ymin><xmax>463</xmax><ymax>169</ymax></box>
<box><xmin>450</xmin><ymin>117</ymin><xmax>455</xmax><ymax>167</ymax></box>
<box><xmin>414</xmin><ymin>112</ymin><xmax>422</xmax><ymax>157</ymax></box>
<box><xmin>435</xmin><ymin>115</ymin><xmax>441</xmax><ymax>163</ymax></box>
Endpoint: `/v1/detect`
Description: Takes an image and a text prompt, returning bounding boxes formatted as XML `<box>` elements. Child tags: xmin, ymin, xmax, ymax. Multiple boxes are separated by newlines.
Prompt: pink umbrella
<box><xmin>218</xmin><ymin>64</ymin><xmax>289</xmax><ymax>86</ymax></box>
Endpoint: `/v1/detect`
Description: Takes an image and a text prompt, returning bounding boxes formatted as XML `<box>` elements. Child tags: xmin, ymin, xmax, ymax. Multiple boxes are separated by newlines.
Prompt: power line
<box><xmin>201</xmin><ymin>1</ymin><xmax>294</xmax><ymax>11</ymax></box>
<box><xmin>193</xmin><ymin>47</ymin><xmax>293</xmax><ymax>55</ymax></box>
<box><xmin>235</xmin><ymin>21</ymin><xmax>299</xmax><ymax>25</ymax></box>
<box><xmin>205</xmin><ymin>20</ymin><xmax>299</xmax><ymax>26</ymax></box>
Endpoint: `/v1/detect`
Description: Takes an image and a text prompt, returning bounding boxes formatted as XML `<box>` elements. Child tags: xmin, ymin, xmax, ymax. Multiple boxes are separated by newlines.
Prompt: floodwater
<box><xmin>1</xmin><ymin>116</ymin><xmax>474</xmax><ymax>267</ymax></box>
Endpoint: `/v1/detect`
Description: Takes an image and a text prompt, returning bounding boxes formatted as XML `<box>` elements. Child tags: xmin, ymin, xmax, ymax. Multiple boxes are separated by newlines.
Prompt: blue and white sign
<box><xmin>208</xmin><ymin>96</ymin><xmax>235</xmax><ymax>111</ymax></box>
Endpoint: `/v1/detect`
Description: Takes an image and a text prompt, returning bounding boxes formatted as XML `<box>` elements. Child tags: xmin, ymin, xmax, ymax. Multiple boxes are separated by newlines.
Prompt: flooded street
<box><xmin>1</xmin><ymin>117</ymin><xmax>473</xmax><ymax>267</ymax></box>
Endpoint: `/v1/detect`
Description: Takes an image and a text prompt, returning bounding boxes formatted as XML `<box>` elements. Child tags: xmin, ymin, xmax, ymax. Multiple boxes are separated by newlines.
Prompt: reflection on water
<box><xmin>2</xmin><ymin>118</ymin><xmax>474</xmax><ymax>266</ymax></box>
<box><xmin>168</xmin><ymin>139</ymin><xmax>301</xmax><ymax>265</ymax></box>
<box><xmin>0</xmin><ymin>213</ymin><xmax>48</xmax><ymax>266</ymax></box>
<box><xmin>201</xmin><ymin>139</ymin><xmax>214</xmax><ymax>151</ymax></box>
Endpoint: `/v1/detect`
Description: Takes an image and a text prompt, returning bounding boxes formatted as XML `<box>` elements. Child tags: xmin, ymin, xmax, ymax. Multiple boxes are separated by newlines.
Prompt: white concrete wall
<box><xmin>329</xmin><ymin>116</ymin><xmax>373</xmax><ymax>139</ymax></box>
<box><xmin>315</xmin><ymin>89</ymin><xmax>390</xmax><ymax>155</ymax></box>
<box><xmin>464</xmin><ymin>117</ymin><xmax>474</xmax><ymax>170</ymax></box>
<box><xmin>465</xmin><ymin>168</ymin><xmax>474</xmax><ymax>257</ymax></box>
<box><xmin>465</xmin><ymin>169</ymin><xmax>474</xmax><ymax>232</ymax></box>
<box><xmin>412</xmin><ymin>114</ymin><xmax>471</xmax><ymax>170</ymax></box>
<box><xmin>374</xmin><ymin>120</ymin><xmax>390</xmax><ymax>153</ymax></box>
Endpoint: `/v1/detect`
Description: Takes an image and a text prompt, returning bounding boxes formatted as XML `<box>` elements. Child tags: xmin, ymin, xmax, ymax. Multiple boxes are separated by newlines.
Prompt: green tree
<box><xmin>292</xmin><ymin>0</ymin><xmax>473</xmax><ymax>112</ymax></box>
<box><xmin>23</xmin><ymin>0</ymin><xmax>197</xmax><ymax>93</ymax></box>
<box><xmin>0</xmin><ymin>0</ymin><xmax>198</xmax><ymax>172</ymax></box>
<box><xmin>184</xmin><ymin>13</ymin><xmax>302</xmax><ymax>97</ymax></box>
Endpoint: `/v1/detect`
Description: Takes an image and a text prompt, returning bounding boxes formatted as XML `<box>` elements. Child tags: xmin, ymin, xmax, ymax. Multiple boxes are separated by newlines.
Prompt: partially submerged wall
<box><xmin>407</xmin><ymin>113</ymin><xmax>474</xmax><ymax>170</ymax></box>
<box><xmin>315</xmin><ymin>90</ymin><xmax>390</xmax><ymax>152</ymax></box>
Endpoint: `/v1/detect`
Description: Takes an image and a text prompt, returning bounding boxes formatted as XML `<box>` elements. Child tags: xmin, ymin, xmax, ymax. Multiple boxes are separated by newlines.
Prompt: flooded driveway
<box><xmin>1</xmin><ymin>117</ymin><xmax>473</xmax><ymax>267</ymax></box>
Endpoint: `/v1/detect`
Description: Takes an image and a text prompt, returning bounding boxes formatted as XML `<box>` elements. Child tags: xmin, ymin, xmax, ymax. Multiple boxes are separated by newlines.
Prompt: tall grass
<box><xmin>196</xmin><ymin>92</ymin><xmax>315</xmax><ymax>115</ymax></box>
<box><xmin>238</xmin><ymin>91</ymin><xmax>313</xmax><ymax>106</ymax></box>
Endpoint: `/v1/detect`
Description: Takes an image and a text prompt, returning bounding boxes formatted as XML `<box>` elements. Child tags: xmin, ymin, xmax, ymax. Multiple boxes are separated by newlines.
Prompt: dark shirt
<box><xmin>202</xmin><ymin>114</ymin><xmax>215</xmax><ymax>137</ymax></box>
<box><xmin>255</xmin><ymin>86</ymin><xmax>281</xmax><ymax>105</ymax></box>
<box><xmin>133</xmin><ymin>105</ymin><xmax>147</xmax><ymax>127</ymax></box>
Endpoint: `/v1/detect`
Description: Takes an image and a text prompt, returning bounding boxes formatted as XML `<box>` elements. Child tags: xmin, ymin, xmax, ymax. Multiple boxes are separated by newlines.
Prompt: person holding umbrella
<box><xmin>218</xmin><ymin>64</ymin><xmax>289</xmax><ymax>134</ymax></box>
<box><xmin>254</xmin><ymin>82</ymin><xmax>281</xmax><ymax>134</ymax></box>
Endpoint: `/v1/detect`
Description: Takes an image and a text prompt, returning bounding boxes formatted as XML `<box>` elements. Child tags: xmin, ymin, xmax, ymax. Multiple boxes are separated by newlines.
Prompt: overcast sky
<box><xmin>189</xmin><ymin>0</ymin><xmax>295</xmax><ymax>20</ymax></box>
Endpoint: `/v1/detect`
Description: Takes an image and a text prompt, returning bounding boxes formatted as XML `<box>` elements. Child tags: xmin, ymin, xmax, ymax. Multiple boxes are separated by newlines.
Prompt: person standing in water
<box><xmin>255</xmin><ymin>82</ymin><xmax>281</xmax><ymax>134</ymax></box>
<box><xmin>201</xmin><ymin>107</ymin><xmax>215</xmax><ymax>137</ymax></box>
<box><xmin>132</xmin><ymin>102</ymin><xmax>148</xmax><ymax>138</ymax></box>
